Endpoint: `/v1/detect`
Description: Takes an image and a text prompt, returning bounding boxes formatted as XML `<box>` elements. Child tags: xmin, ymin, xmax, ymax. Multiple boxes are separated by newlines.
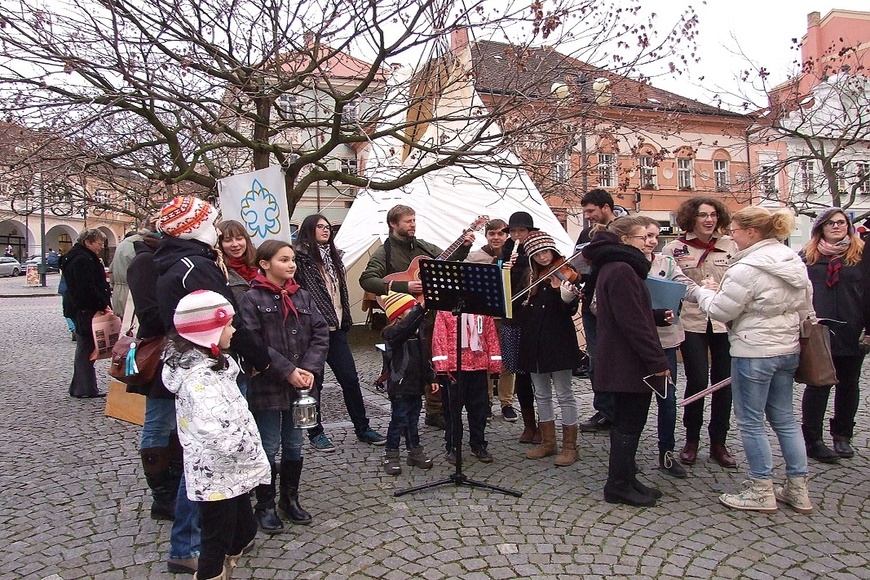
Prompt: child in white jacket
<box><xmin>163</xmin><ymin>290</ymin><xmax>270</xmax><ymax>580</ymax></box>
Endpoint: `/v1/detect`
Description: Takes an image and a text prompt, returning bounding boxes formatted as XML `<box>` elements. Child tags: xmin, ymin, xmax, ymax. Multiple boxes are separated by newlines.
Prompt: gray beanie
<box><xmin>811</xmin><ymin>207</ymin><xmax>851</xmax><ymax>238</ymax></box>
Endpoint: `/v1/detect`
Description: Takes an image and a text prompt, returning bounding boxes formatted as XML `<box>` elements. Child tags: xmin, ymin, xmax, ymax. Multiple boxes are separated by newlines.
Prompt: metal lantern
<box><xmin>292</xmin><ymin>389</ymin><xmax>318</xmax><ymax>429</ymax></box>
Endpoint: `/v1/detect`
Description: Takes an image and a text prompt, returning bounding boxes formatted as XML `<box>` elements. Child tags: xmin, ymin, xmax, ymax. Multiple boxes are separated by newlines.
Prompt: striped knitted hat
<box><xmin>378</xmin><ymin>291</ymin><xmax>417</xmax><ymax>322</ymax></box>
<box><xmin>158</xmin><ymin>196</ymin><xmax>219</xmax><ymax>247</ymax></box>
<box><xmin>173</xmin><ymin>290</ymin><xmax>235</xmax><ymax>350</ymax></box>
<box><xmin>524</xmin><ymin>231</ymin><xmax>560</xmax><ymax>260</ymax></box>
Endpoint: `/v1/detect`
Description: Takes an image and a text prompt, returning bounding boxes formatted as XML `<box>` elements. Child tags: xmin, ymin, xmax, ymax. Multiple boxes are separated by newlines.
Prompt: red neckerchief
<box><xmin>677</xmin><ymin>235</ymin><xmax>726</xmax><ymax>265</ymax></box>
<box><xmin>228</xmin><ymin>256</ymin><xmax>259</xmax><ymax>282</ymax></box>
<box><xmin>250</xmin><ymin>273</ymin><xmax>300</xmax><ymax>322</ymax></box>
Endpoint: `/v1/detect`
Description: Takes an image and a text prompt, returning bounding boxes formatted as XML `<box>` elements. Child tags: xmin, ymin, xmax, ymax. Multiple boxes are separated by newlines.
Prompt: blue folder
<box><xmin>645</xmin><ymin>276</ymin><xmax>688</xmax><ymax>323</ymax></box>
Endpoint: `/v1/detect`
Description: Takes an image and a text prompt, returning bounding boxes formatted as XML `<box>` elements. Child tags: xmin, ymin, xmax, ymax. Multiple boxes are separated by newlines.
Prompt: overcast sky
<box><xmin>646</xmin><ymin>1</ymin><xmax>869</xmax><ymax>108</ymax></box>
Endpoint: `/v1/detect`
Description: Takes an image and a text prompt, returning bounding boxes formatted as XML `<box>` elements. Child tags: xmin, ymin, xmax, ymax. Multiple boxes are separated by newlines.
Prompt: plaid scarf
<box><xmin>250</xmin><ymin>273</ymin><xmax>300</xmax><ymax>322</ymax></box>
<box><xmin>818</xmin><ymin>238</ymin><xmax>850</xmax><ymax>287</ymax></box>
<box><xmin>319</xmin><ymin>244</ymin><xmax>338</xmax><ymax>285</ymax></box>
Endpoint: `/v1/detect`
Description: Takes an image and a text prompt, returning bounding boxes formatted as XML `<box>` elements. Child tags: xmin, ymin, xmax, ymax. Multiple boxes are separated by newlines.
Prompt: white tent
<box><xmin>334</xmin><ymin>46</ymin><xmax>574</xmax><ymax>324</ymax></box>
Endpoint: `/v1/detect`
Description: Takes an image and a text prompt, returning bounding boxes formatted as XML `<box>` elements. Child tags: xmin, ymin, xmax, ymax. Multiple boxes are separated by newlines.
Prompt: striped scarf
<box><xmin>818</xmin><ymin>238</ymin><xmax>850</xmax><ymax>287</ymax></box>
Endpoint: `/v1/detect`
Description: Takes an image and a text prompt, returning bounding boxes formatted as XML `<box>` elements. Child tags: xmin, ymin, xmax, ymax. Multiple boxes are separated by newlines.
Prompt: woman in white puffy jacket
<box><xmin>696</xmin><ymin>206</ymin><xmax>814</xmax><ymax>515</ymax></box>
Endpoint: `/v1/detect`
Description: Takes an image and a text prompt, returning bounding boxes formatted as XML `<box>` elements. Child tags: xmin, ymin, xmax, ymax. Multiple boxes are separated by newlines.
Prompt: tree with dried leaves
<box><xmin>0</xmin><ymin>0</ymin><xmax>701</xmax><ymax>219</ymax></box>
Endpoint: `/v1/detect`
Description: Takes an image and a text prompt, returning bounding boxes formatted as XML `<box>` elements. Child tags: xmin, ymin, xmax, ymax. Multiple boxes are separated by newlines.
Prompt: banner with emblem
<box><xmin>217</xmin><ymin>166</ymin><xmax>292</xmax><ymax>245</ymax></box>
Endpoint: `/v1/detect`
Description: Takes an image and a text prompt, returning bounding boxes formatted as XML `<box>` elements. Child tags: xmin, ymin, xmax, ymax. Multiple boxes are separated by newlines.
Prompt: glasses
<box><xmin>697</xmin><ymin>212</ymin><xmax>719</xmax><ymax>220</ymax></box>
<box><xmin>824</xmin><ymin>219</ymin><xmax>847</xmax><ymax>228</ymax></box>
<box><xmin>728</xmin><ymin>227</ymin><xmax>743</xmax><ymax>234</ymax></box>
<box><xmin>625</xmin><ymin>235</ymin><xmax>647</xmax><ymax>241</ymax></box>
<box><xmin>315</xmin><ymin>224</ymin><xmax>331</xmax><ymax>230</ymax></box>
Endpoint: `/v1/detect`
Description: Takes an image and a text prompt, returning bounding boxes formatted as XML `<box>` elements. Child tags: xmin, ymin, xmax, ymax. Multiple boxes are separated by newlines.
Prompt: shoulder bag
<box><xmin>794</xmin><ymin>318</ymin><xmax>838</xmax><ymax>386</ymax></box>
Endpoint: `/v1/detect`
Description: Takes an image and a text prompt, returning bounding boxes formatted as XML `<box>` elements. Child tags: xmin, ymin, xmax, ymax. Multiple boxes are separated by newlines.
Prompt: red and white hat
<box><xmin>158</xmin><ymin>196</ymin><xmax>219</xmax><ymax>247</ymax></box>
<box><xmin>173</xmin><ymin>290</ymin><xmax>235</xmax><ymax>349</ymax></box>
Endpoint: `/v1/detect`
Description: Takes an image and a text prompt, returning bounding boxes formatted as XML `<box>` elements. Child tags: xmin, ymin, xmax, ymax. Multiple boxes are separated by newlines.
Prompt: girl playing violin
<box><xmin>517</xmin><ymin>231</ymin><xmax>585</xmax><ymax>467</ymax></box>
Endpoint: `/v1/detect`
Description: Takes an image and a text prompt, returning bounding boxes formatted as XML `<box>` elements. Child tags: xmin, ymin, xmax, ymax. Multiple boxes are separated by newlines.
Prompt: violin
<box><xmin>545</xmin><ymin>257</ymin><xmax>583</xmax><ymax>297</ymax></box>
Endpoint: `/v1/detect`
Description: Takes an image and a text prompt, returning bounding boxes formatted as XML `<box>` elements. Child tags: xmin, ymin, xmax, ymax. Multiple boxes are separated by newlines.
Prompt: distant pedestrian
<box><xmin>58</xmin><ymin>229</ymin><xmax>111</xmax><ymax>398</ymax></box>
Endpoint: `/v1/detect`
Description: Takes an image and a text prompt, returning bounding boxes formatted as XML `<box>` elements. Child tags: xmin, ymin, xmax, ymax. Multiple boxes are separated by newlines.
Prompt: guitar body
<box><xmin>382</xmin><ymin>216</ymin><xmax>489</xmax><ymax>303</ymax></box>
<box><xmin>384</xmin><ymin>255</ymin><xmax>426</xmax><ymax>301</ymax></box>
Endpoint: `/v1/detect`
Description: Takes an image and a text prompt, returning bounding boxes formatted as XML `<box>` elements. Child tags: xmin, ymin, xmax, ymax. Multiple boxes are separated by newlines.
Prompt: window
<box><xmin>94</xmin><ymin>189</ymin><xmax>111</xmax><ymax>206</ymax></box>
<box><xmin>858</xmin><ymin>162</ymin><xmax>870</xmax><ymax>195</ymax></box>
<box><xmin>677</xmin><ymin>158</ymin><xmax>693</xmax><ymax>190</ymax></box>
<box><xmin>639</xmin><ymin>156</ymin><xmax>656</xmax><ymax>189</ymax></box>
<box><xmin>799</xmin><ymin>160</ymin><xmax>815</xmax><ymax>193</ymax></box>
<box><xmin>342</xmin><ymin>98</ymin><xmax>360</xmax><ymax>124</ymax></box>
<box><xmin>832</xmin><ymin>161</ymin><xmax>848</xmax><ymax>192</ymax></box>
<box><xmin>714</xmin><ymin>160</ymin><xmax>729</xmax><ymax>191</ymax></box>
<box><xmin>340</xmin><ymin>158</ymin><xmax>358</xmax><ymax>176</ymax></box>
<box><xmin>760</xmin><ymin>164</ymin><xmax>778</xmax><ymax>194</ymax></box>
<box><xmin>552</xmin><ymin>154</ymin><xmax>569</xmax><ymax>184</ymax></box>
<box><xmin>598</xmin><ymin>153</ymin><xmax>615</xmax><ymax>188</ymax></box>
<box><xmin>276</xmin><ymin>94</ymin><xmax>297</xmax><ymax>119</ymax></box>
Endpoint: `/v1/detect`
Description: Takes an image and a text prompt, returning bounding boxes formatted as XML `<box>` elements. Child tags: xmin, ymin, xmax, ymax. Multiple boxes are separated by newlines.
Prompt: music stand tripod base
<box><xmin>394</xmin><ymin>259</ymin><xmax>522</xmax><ymax>498</ymax></box>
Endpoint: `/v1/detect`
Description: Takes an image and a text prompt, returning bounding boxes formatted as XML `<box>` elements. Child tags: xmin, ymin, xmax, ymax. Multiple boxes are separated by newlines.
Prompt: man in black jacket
<box><xmin>59</xmin><ymin>228</ymin><xmax>111</xmax><ymax>398</ymax></box>
<box><xmin>150</xmin><ymin>196</ymin><xmax>271</xmax><ymax>574</ymax></box>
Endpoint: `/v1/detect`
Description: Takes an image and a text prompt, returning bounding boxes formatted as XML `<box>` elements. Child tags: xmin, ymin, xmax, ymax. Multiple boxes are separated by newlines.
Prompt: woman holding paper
<box><xmin>637</xmin><ymin>216</ymin><xmax>700</xmax><ymax>478</ymax></box>
<box><xmin>696</xmin><ymin>206</ymin><xmax>813</xmax><ymax>514</ymax></box>
<box><xmin>582</xmin><ymin>216</ymin><xmax>669</xmax><ymax>507</ymax></box>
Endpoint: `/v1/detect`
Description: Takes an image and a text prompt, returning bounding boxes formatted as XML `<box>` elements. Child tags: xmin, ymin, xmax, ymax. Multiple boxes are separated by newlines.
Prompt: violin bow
<box><xmin>511</xmin><ymin>247</ymin><xmax>586</xmax><ymax>301</ymax></box>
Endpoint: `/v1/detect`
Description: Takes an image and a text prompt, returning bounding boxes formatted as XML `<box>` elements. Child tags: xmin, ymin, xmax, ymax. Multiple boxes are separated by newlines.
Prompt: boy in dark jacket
<box><xmin>380</xmin><ymin>292</ymin><xmax>439</xmax><ymax>475</ymax></box>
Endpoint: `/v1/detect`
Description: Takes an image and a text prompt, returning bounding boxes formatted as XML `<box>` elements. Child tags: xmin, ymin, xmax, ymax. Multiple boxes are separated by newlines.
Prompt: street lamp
<box><xmin>36</xmin><ymin>172</ymin><xmax>46</xmax><ymax>287</ymax></box>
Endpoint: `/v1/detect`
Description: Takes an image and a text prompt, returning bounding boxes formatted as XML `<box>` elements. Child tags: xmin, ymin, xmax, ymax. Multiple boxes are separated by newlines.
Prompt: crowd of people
<box><xmin>55</xmin><ymin>192</ymin><xmax>867</xmax><ymax>578</ymax></box>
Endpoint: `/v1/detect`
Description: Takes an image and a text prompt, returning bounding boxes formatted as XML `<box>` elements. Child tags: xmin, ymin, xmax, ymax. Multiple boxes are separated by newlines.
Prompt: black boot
<box><xmin>278</xmin><ymin>459</ymin><xmax>312</xmax><ymax>525</ymax></box>
<box><xmin>802</xmin><ymin>424</ymin><xmax>839</xmax><ymax>463</ymax></box>
<box><xmin>254</xmin><ymin>463</ymin><xmax>284</xmax><ymax>534</ymax></box>
<box><xmin>140</xmin><ymin>447</ymin><xmax>178</xmax><ymax>521</ymax></box>
<box><xmin>603</xmin><ymin>431</ymin><xmax>656</xmax><ymax>507</ymax></box>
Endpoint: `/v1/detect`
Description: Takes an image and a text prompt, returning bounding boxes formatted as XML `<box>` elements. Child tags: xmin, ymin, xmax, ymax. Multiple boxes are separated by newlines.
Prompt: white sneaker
<box><xmin>774</xmin><ymin>475</ymin><xmax>813</xmax><ymax>514</ymax></box>
<box><xmin>719</xmin><ymin>479</ymin><xmax>777</xmax><ymax>513</ymax></box>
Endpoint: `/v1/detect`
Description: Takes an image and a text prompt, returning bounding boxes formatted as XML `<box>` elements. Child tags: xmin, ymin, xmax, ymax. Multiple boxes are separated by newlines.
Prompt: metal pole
<box><xmin>39</xmin><ymin>173</ymin><xmax>46</xmax><ymax>287</ymax></box>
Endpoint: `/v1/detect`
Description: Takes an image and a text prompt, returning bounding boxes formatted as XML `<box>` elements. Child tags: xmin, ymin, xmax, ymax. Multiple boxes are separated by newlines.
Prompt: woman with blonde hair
<box><xmin>800</xmin><ymin>208</ymin><xmax>865</xmax><ymax>463</ymax></box>
<box><xmin>697</xmin><ymin>206</ymin><xmax>813</xmax><ymax>514</ymax></box>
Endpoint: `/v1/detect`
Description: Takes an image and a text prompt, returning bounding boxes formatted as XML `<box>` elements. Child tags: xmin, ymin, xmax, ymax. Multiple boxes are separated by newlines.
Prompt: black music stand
<box><xmin>395</xmin><ymin>259</ymin><xmax>522</xmax><ymax>498</ymax></box>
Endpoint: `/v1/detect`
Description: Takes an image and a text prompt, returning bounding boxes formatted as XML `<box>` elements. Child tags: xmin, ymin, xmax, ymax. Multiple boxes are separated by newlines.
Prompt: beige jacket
<box><xmin>661</xmin><ymin>233</ymin><xmax>738</xmax><ymax>334</ymax></box>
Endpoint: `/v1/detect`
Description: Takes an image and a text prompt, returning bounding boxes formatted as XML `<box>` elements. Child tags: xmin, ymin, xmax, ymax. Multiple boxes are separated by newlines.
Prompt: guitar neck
<box><xmin>437</xmin><ymin>231</ymin><xmax>468</xmax><ymax>261</ymax></box>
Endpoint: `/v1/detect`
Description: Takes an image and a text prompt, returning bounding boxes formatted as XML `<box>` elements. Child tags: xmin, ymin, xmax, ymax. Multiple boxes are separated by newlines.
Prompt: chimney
<box><xmin>451</xmin><ymin>27</ymin><xmax>469</xmax><ymax>54</ymax></box>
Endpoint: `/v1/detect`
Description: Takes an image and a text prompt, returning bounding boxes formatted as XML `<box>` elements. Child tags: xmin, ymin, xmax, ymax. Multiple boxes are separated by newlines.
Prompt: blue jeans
<box><xmin>731</xmin><ymin>354</ymin><xmax>807</xmax><ymax>479</ymax></box>
<box><xmin>254</xmin><ymin>410</ymin><xmax>304</xmax><ymax>463</ymax></box>
<box><xmin>140</xmin><ymin>397</ymin><xmax>200</xmax><ymax>560</ymax></box>
<box><xmin>309</xmin><ymin>330</ymin><xmax>371</xmax><ymax>438</ymax></box>
<box><xmin>654</xmin><ymin>348</ymin><xmax>678</xmax><ymax>453</ymax></box>
<box><xmin>583</xmin><ymin>311</ymin><xmax>614</xmax><ymax>421</ymax></box>
<box><xmin>170</xmin><ymin>471</ymin><xmax>201</xmax><ymax>560</ymax></box>
<box><xmin>385</xmin><ymin>394</ymin><xmax>423</xmax><ymax>451</ymax></box>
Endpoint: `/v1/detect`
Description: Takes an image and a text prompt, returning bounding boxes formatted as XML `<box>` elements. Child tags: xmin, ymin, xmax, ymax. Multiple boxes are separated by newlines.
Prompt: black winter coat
<box><xmin>805</xmin><ymin>255</ymin><xmax>864</xmax><ymax>356</ymax></box>
<box><xmin>238</xmin><ymin>285</ymin><xmax>329</xmax><ymax>412</ymax></box>
<box><xmin>153</xmin><ymin>236</ymin><xmax>270</xmax><ymax>372</ymax></box>
<box><xmin>126</xmin><ymin>235</ymin><xmax>173</xmax><ymax>398</ymax></box>
<box><xmin>517</xmin><ymin>282</ymin><xmax>583</xmax><ymax>374</ymax></box>
<box><xmin>58</xmin><ymin>242</ymin><xmax>112</xmax><ymax>335</ymax></box>
<box><xmin>382</xmin><ymin>304</ymin><xmax>436</xmax><ymax>397</ymax></box>
<box><xmin>583</xmin><ymin>235</ymin><xmax>668</xmax><ymax>393</ymax></box>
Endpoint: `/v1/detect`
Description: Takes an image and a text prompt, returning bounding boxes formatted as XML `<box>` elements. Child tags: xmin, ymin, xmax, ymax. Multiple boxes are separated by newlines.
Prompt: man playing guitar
<box><xmin>359</xmin><ymin>204</ymin><xmax>475</xmax><ymax>429</ymax></box>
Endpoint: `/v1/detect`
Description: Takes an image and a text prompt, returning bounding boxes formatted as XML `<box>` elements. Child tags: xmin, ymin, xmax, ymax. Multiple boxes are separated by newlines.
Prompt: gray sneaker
<box><xmin>310</xmin><ymin>433</ymin><xmax>336</xmax><ymax>452</ymax></box>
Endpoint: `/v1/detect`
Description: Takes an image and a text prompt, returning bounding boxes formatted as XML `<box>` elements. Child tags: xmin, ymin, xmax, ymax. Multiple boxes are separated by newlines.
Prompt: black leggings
<box><xmin>198</xmin><ymin>493</ymin><xmax>257</xmax><ymax>578</ymax></box>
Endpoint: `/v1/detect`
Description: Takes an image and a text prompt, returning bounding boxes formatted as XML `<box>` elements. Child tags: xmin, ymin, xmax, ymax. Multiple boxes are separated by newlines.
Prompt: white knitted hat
<box><xmin>173</xmin><ymin>290</ymin><xmax>235</xmax><ymax>349</ymax></box>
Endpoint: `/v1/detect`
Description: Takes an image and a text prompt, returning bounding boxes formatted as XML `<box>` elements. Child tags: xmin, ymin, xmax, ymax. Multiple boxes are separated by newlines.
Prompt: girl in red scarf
<box><xmin>218</xmin><ymin>220</ymin><xmax>260</xmax><ymax>308</ymax></box>
<box><xmin>238</xmin><ymin>240</ymin><xmax>329</xmax><ymax>536</ymax></box>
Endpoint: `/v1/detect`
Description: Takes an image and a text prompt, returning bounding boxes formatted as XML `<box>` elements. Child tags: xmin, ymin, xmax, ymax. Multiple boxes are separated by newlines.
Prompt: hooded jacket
<box><xmin>697</xmin><ymin>239</ymin><xmax>813</xmax><ymax>358</ymax></box>
<box><xmin>154</xmin><ymin>235</ymin><xmax>270</xmax><ymax>372</ymax></box>
<box><xmin>58</xmin><ymin>242</ymin><xmax>112</xmax><ymax>334</ymax></box>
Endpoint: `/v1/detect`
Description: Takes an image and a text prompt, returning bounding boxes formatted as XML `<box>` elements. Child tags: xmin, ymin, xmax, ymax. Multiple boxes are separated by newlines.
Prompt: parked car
<box><xmin>23</xmin><ymin>256</ymin><xmax>60</xmax><ymax>273</ymax></box>
<box><xmin>0</xmin><ymin>256</ymin><xmax>23</xmax><ymax>277</ymax></box>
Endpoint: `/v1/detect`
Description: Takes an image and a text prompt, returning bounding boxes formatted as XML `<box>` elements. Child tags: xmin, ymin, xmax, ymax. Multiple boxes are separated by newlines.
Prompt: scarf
<box><xmin>228</xmin><ymin>255</ymin><xmax>259</xmax><ymax>282</ymax></box>
<box><xmin>581</xmin><ymin>232</ymin><xmax>652</xmax><ymax>305</ymax></box>
<box><xmin>818</xmin><ymin>238</ymin><xmax>850</xmax><ymax>287</ymax></box>
<box><xmin>677</xmin><ymin>234</ymin><xmax>727</xmax><ymax>265</ymax></box>
<box><xmin>319</xmin><ymin>244</ymin><xmax>338</xmax><ymax>284</ymax></box>
<box><xmin>250</xmin><ymin>273</ymin><xmax>300</xmax><ymax>322</ymax></box>
<box><xmin>461</xmin><ymin>314</ymin><xmax>484</xmax><ymax>352</ymax></box>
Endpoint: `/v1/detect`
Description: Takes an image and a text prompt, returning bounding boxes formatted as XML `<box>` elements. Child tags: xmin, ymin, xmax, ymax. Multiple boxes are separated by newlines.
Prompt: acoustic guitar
<box><xmin>384</xmin><ymin>215</ymin><xmax>488</xmax><ymax>301</ymax></box>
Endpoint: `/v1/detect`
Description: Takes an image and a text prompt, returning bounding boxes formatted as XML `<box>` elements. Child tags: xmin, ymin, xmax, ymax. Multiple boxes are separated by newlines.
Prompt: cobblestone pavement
<box><xmin>1</xmin><ymin>289</ymin><xmax>869</xmax><ymax>579</ymax></box>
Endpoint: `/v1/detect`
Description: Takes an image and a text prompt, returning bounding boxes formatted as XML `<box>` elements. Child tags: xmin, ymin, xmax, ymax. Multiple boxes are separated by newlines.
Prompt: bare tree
<box><xmin>0</xmin><ymin>0</ymin><xmax>701</xmax><ymax>217</ymax></box>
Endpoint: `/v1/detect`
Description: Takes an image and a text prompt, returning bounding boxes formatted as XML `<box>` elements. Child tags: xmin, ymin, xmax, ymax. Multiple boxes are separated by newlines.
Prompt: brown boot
<box><xmin>710</xmin><ymin>443</ymin><xmax>738</xmax><ymax>469</ymax></box>
<box><xmin>518</xmin><ymin>407</ymin><xmax>538</xmax><ymax>444</ymax></box>
<box><xmin>554</xmin><ymin>424</ymin><xmax>579</xmax><ymax>467</ymax></box>
<box><xmin>679</xmin><ymin>440</ymin><xmax>698</xmax><ymax>465</ymax></box>
<box><xmin>526</xmin><ymin>421</ymin><xmax>557</xmax><ymax>459</ymax></box>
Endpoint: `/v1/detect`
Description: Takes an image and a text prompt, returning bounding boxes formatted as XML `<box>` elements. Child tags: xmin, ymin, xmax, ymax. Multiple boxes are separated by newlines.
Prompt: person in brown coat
<box><xmin>582</xmin><ymin>217</ymin><xmax>670</xmax><ymax>507</ymax></box>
